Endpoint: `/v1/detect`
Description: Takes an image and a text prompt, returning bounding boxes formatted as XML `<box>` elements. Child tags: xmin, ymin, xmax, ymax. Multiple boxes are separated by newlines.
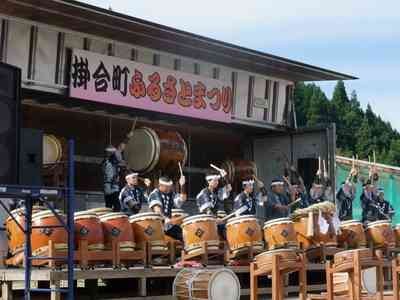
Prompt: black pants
<box><xmin>164</xmin><ymin>223</ymin><xmax>183</xmax><ymax>242</ymax></box>
<box><xmin>105</xmin><ymin>192</ymin><xmax>121</xmax><ymax>212</ymax></box>
<box><xmin>217</xmin><ymin>224</ymin><xmax>226</xmax><ymax>240</ymax></box>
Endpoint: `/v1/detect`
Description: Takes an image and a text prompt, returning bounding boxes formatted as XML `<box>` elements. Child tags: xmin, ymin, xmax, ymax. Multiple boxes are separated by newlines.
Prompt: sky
<box><xmin>81</xmin><ymin>0</ymin><xmax>400</xmax><ymax>129</ymax></box>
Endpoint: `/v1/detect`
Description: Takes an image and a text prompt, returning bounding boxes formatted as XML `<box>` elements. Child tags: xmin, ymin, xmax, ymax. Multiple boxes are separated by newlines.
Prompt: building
<box><xmin>0</xmin><ymin>0</ymin><xmax>356</xmax><ymax>211</ymax></box>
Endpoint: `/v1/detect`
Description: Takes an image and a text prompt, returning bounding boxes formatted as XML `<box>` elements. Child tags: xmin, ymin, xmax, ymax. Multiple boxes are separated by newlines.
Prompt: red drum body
<box><xmin>74</xmin><ymin>212</ymin><xmax>104</xmax><ymax>251</ymax></box>
<box><xmin>129</xmin><ymin>212</ymin><xmax>166</xmax><ymax>251</ymax></box>
<box><xmin>100</xmin><ymin>213</ymin><xmax>135</xmax><ymax>251</ymax></box>
<box><xmin>182</xmin><ymin>215</ymin><xmax>219</xmax><ymax>254</ymax></box>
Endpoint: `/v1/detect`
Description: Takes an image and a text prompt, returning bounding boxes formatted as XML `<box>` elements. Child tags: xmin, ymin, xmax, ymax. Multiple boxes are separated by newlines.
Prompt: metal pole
<box><xmin>67</xmin><ymin>139</ymin><xmax>75</xmax><ymax>300</ymax></box>
<box><xmin>24</xmin><ymin>196</ymin><xmax>33</xmax><ymax>300</ymax></box>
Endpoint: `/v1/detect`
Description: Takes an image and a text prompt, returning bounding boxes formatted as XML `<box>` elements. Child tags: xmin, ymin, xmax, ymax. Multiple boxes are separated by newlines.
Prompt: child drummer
<box><xmin>233</xmin><ymin>178</ymin><xmax>267</xmax><ymax>216</ymax></box>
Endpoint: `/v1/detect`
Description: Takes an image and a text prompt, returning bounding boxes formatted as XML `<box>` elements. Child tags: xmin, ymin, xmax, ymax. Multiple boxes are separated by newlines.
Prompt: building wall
<box><xmin>0</xmin><ymin>15</ymin><xmax>294</xmax><ymax>127</ymax></box>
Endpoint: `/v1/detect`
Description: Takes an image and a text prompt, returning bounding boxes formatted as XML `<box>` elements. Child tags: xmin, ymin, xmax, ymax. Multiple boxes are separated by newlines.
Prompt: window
<box><xmin>194</xmin><ymin>62</ymin><xmax>200</xmax><ymax>75</ymax></box>
<box><xmin>246</xmin><ymin>75</ymin><xmax>255</xmax><ymax>118</ymax></box>
<box><xmin>153</xmin><ymin>53</ymin><xmax>160</xmax><ymax>66</ymax></box>
<box><xmin>271</xmin><ymin>81</ymin><xmax>280</xmax><ymax>122</ymax></box>
<box><xmin>130</xmin><ymin>48</ymin><xmax>138</xmax><ymax>61</ymax></box>
<box><xmin>212</xmin><ymin>67</ymin><xmax>220</xmax><ymax>79</ymax></box>
<box><xmin>174</xmin><ymin>58</ymin><xmax>181</xmax><ymax>71</ymax></box>
<box><xmin>263</xmin><ymin>80</ymin><xmax>271</xmax><ymax>121</ymax></box>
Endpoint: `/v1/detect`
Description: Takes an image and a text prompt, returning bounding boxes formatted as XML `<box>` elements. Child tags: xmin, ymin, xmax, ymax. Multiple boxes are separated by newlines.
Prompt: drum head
<box><xmin>209</xmin><ymin>269</ymin><xmax>240</xmax><ymax>300</ymax></box>
<box><xmin>126</xmin><ymin>127</ymin><xmax>159</xmax><ymax>172</ymax></box>
<box><xmin>43</xmin><ymin>135</ymin><xmax>62</xmax><ymax>165</ymax></box>
<box><xmin>362</xmin><ymin>267</ymin><xmax>377</xmax><ymax>294</ymax></box>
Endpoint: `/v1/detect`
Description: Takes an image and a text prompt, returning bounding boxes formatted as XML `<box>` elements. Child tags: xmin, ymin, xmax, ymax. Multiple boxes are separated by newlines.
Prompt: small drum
<box><xmin>394</xmin><ymin>225</ymin><xmax>400</xmax><ymax>247</ymax></box>
<box><xmin>31</xmin><ymin>210</ymin><xmax>68</xmax><ymax>256</ymax></box>
<box><xmin>334</xmin><ymin>248</ymin><xmax>372</xmax><ymax>269</ymax></box>
<box><xmin>226</xmin><ymin>215</ymin><xmax>263</xmax><ymax>255</ymax></box>
<box><xmin>263</xmin><ymin>218</ymin><xmax>297</xmax><ymax>250</ymax></box>
<box><xmin>74</xmin><ymin>212</ymin><xmax>104</xmax><ymax>251</ymax></box>
<box><xmin>182</xmin><ymin>215</ymin><xmax>219</xmax><ymax>254</ymax></box>
<box><xmin>129</xmin><ymin>212</ymin><xmax>166</xmax><ymax>251</ymax></box>
<box><xmin>255</xmin><ymin>249</ymin><xmax>299</xmax><ymax>273</ymax></box>
<box><xmin>170</xmin><ymin>209</ymin><xmax>189</xmax><ymax>225</ymax></box>
<box><xmin>100</xmin><ymin>213</ymin><xmax>135</xmax><ymax>251</ymax></box>
<box><xmin>366</xmin><ymin>220</ymin><xmax>395</xmax><ymax>249</ymax></box>
<box><xmin>86</xmin><ymin>207</ymin><xmax>113</xmax><ymax>217</ymax></box>
<box><xmin>338</xmin><ymin>220</ymin><xmax>366</xmax><ymax>249</ymax></box>
<box><xmin>293</xmin><ymin>212</ymin><xmax>337</xmax><ymax>249</ymax></box>
<box><xmin>6</xmin><ymin>206</ymin><xmax>44</xmax><ymax>255</ymax></box>
<box><xmin>173</xmin><ymin>268</ymin><xmax>241</xmax><ymax>300</ymax></box>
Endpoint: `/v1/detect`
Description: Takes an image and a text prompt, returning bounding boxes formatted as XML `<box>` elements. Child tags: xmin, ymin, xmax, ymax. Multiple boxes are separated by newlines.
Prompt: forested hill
<box><xmin>294</xmin><ymin>81</ymin><xmax>400</xmax><ymax>166</ymax></box>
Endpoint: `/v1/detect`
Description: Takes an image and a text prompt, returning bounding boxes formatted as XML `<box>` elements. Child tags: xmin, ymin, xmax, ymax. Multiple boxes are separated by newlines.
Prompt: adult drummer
<box><xmin>265</xmin><ymin>177</ymin><xmax>290</xmax><ymax>220</ymax></box>
<box><xmin>233</xmin><ymin>179</ymin><xmax>267</xmax><ymax>216</ymax></box>
<box><xmin>196</xmin><ymin>170</ymin><xmax>232</xmax><ymax>215</ymax></box>
<box><xmin>360</xmin><ymin>179</ymin><xmax>377</xmax><ymax>223</ymax></box>
<box><xmin>119</xmin><ymin>172</ymin><xmax>151</xmax><ymax>216</ymax></box>
<box><xmin>148</xmin><ymin>175</ymin><xmax>187</xmax><ymax>241</ymax></box>
<box><xmin>336</xmin><ymin>180</ymin><xmax>356</xmax><ymax>220</ymax></box>
<box><xmin>374</xmin><ymin>188</ymin><xmax>395</xmax><ymax>221</ymax></box>
<box><xmin>308</xmin><ymin>179</ymin><xmax>326</xmax><ymax>204</ymax></box>
<box><xmin>102</xmin><ymin>145</ymin><xmax>121</xmax><ymax>212</ymax></box>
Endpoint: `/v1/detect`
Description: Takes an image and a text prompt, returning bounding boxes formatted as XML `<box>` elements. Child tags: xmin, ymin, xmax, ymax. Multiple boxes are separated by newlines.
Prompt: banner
<box><xmin>69</xmin><ymin>49</ymin><xmax>233</xmax><ymax>123</ymax></box>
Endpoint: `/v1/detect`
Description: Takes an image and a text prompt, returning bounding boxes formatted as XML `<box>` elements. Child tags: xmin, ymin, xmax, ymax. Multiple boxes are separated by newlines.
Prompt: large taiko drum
<box><xmin>173</xmin><ymin>268</ymin><xmax>241</xmax><ymax>300</ymax></box>
<box><xmin>125</xmin><ymin>127</ymin><xmax>187</xmax><ymax>177</ymax></box>
<box><xmin>366</xmin><ymin>220</ymin><xmax>395</xmax><ymax>249</ymax></box>
<box><xmin>263</xmin><ymin>218</ymin><xmax>297</xmax><ymax>250</ymax></box>
<box><xmin>31</xmin><ymin>210</ymin><xmax>68</xmax><ymax>256</ymax></box>
<box><xmin>6</xmin><ymin>206</ymin><xmax>45</xmax><ymax>256</ymax></box>
<box><xmin>338</xmin><ymin>220</ymin><xmax>367</xmax><ymax>249</ymax></box>
<box><xmin>129</xmin><ymin>212</ymin><xmax>166</xmax><ymax>251</ymax></box>
<box><xmin>226</xmin><ymin>215</ymin><xmax>263</xmax><ymax>255</ymax></box>
<box><xmin>255</xmin><ymin>249</ymin><xmax>299</xmax><ymax>273</ymax></box>
<box><xmin>100</xmin><ymin>213</ymin><xmax>135</xmax><ymax>251</ymax></box>
<box><xmin>293</xmin><ymin>212</ymin><xmax>337</xmax><ymax>249</ymax></box>
<box><xmin>43</xmin><ymin>134</ymin><xmax>62</xmax><ymax>167</ymax></box>
<box><xmin>182</xmin><ymin>215</ymin><xmax>219</xmax><ymax>254</ymax></box>
<box><xmin>221</xmin><ymin>159</ymin><xmax>258</xmax><ymax>185</ymax></box>
<box><xmin>74</xmin><ymin>212</ymin><xmax>104</xmax><ymax>251</ymax></box>
<box><xmin>86</xmin><ymin>207</ymin><xmax>113</xmax><ymax>217</ymax></box>
<box><xmin>333</xmin><ymin>268</ymin><xmax>377</xmax><ymax>295</ymax></box>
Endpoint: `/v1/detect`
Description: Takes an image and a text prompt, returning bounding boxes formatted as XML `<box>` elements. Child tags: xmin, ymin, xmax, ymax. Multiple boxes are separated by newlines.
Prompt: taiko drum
<box><xmin>366</xmin><ymin>220</ymin><xmax>395</xmax><ymax>249</ymax></box>
<box><xmin>100</xmin><ymin>213</ymin><xmax>135</xmax><ymax>251</ymax></box>
<box><xmin>31</xmin><ymin>210</ymin><xmax>68</xmax><ymax>256</ymax></box>
<box><xmin>226</xmin><ymin>215</ymin><xmax>263</xmax><ymax>255</ymax></box>
<box><xmin>129</xmin><ymin>212</ymin><xmax>166</xmax><ymax>250</ymax></box>
<box><xmin>337</xmin><ymin>220</ymin><xmax>366</xmax><ymax>249</ymax></box>
<box><xmin>181</xmin><ymin>215</ymin><xmax>219</xmax><ymax>254</ymax></box>
<box><xmin>74</xmin><ymin>211</ymin><xmax>104</xmax><ymax>251</ymax></box>
<box><xmin>86</xmin><ymin>207</ymin><xmax>113</xmax><ymax>217</ymax></box>
<box><xmin>6</xmin><ymin>206</ymin><xmax>44</xmax><ymax>255</ymax></box>
<box><xmin>173</xmin><ymin>268</ymin><xmax>241</xmax><ymax>300</ymax></box>
<box><xmin>263</xmin><ymin>218</ymin><xmax>297</xmax><ymax>250</ymax></box>
<box><xmin>255</xmin><ymin>249</ymin><xmax>299</xmax><ymax>273</ymax></box>
<box><xmin>221</xmin><ymin>159</ymin><xmax>258</xmax><ymax>185</ymax></box>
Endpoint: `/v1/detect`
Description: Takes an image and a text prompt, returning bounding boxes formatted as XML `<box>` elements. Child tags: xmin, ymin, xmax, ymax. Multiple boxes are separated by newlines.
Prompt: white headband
<box><xmin>159</xmin><ymin>179</ymin><xmax>173</xmax><ymax>186</ymax></box>
<box><xmin>125</xmin><ymin>173</ymin><xmax>138</xmax><ymax>180</ymax></box>
<box><xmin>242</xmin><ymin>179</ymin><xmax>255</xmax><ymax>186</ymax></box>
<box><xmin>206</xmin><ymin>175</ymin><xmax>221</xmax><ymax>181</ymax></box>
<box><xmin>271</xmin><ymin>181</ymin><xmax>284</xmax><ymax>187</ymax></box>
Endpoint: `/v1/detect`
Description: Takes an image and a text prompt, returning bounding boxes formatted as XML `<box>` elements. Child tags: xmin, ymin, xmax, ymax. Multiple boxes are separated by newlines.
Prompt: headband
<box><xmin>271</xmin><ymin>181</ymin><xmax>284</xmax><ymax>187</ymax></box>
<box><xmin>125</xmin><ymin>173</ymin><xmax>138</xmax><ymax>180</ymax></box>
<box><xmin>159</xmin><ymin>179</ymin><xmax>173</xmax><ymax>186</ymax></box>
<box><xmin>242</xmin><ymin>179</ymin><xmax>255</xmax><ymax>186</ymax></box>
<box><xmin>206</xmin><ymin>175</ymin><xmax>221</xmax><ymax>181</ymax></box>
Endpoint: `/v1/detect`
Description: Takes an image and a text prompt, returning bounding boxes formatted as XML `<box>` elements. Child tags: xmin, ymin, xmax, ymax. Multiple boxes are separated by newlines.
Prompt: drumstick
<box><xmin>178</xmin><ymin>162</ymin><xmax>183</xmax><ymax>177</ymax></box>
<box><xmin>221</xmin><ymin>211</ymin><xmax>237</xmax><ymax>222</ymax></box>
<box><xmin>288</xmin><ymin>198</ymin><xmax>302</xmax><ymax>207</ymax></box>
<box><xmin>210</xmin><ymin>163</ymin><xmax>224</xmax><ymax>173</ymax></box>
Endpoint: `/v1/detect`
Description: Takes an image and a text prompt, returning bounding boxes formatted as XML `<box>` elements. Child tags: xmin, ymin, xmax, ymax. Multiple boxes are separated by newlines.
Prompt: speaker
<box><xmin>0</xmin><ymin>63</ymin><xmax>21</xmax><ymax>185</ymax></box>
<box><xmin>19</xmin><ymin>128</ymin><xmax>43</xmax><ymax>186</ymax></box>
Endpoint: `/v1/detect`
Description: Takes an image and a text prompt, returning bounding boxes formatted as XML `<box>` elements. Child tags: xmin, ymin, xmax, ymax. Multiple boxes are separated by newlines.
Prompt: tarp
<box><xmin>336</xmin><ymin>163</ymin><xmax>400</xmax><ymax>224</ymax></box>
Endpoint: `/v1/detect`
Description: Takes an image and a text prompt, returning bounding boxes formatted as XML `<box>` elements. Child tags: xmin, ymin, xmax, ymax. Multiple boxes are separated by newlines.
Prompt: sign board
<box><xmin>69</xmin><ymin>49</ymin><xmax>233</xmax><ymax>123</ymax></box>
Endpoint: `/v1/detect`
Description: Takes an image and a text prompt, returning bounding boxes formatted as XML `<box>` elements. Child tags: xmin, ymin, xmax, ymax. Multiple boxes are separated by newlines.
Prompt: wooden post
<box><xmin>272</xmin><ymin>254</ymin><xmax>281</xmax><ymax>300</ymax></box>
<box><xmin>147</xmin><ymin>241</ymin><xmax>152</xmax><ymax>266</ymax></box>
<box><xmin>1</xmin><ymin>281</ymin><xmax>12</xmax><ymax>300</ymax></box>
<box><xmin>250</xmin><ymin>263</ymin><xmax>258</xmax><ymax>300</ymax></box>
<box><xmin>377</xmin><ymin>262</ymin><xmax>384</xmax><ymax>300</ymax></box>
<box><xmin>79</xmin><ymin>239</ymin><xmax>89</xmax><ymax>268</ymax></box>
<box><xmin>393</xmin><ymin>258</ymin><xmax>399</xmax><ymax>300</ymax></box>
<box><xmin>169</xmin><ymin>241</ymin><xmax>175</xmax><ymax>265</ymax></box>
<box><xmin>49</xmin><ymin>240</ymin><xmax>55</xmax><ymax>268</ymax></box>
<box><xmin>353</xmin><ymin>249</ymin><xmax>361</xmax><ymax>300</ymax></box>
<box><xmin>202</xmin><ymin>241</ymin><xmax>208</xmax><ymax>265</ymax></box>
<box><xmin>299</xmin><ymin>254</ymin><xmax>307</xmax><ymax>300</ymax></box>
<box><xmin>325</xmin><ymin>261</ymin><xmax>333</xmax><ymax>300</ymax></box>
<box><xmin>50</xmin><ymin>280</ymin><xmax>61</xmax><ymax>300</ymax></box>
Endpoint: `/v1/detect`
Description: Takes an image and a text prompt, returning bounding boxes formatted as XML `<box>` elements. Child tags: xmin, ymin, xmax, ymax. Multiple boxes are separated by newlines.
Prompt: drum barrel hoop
<box><xmin>227</xmin><ymin>217</ymin><xmax>257</xmax><ymax>226</ymax></box>
<box><xmin>182</xmin><ymin>216</ymin><xmax>216</xmax><ymax>226</ymax></box>
<box><xmin>129</xmin><ymin>215</ymin><xmax>163</xmax><ymax>223</ymax></box>
<box><xmin>143</xmin><ymin>127</ymin><xmax>160</xmax><ymax>174</ymax></box>
<box><xmin>100</xmin><ymin>213</ymin><xmax>129</xmax><ymax>222</ymax></box>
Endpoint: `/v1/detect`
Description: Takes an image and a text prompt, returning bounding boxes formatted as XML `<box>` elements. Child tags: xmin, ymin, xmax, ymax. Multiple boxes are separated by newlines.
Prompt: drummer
<box><xmin>119</xmin><ymin>172</ymin><xmax>151</xmax><ymax>216</ymax></box>
<box><xmin>102</xmin><ymin>145</ymin><xmax>121</xmax><ymax>212</ymax></box>
<box><xmin>233</xmin><ymin>178</ymin><xmax>267</xmax><ymax>216</ymax></box>
<box><xmin>374</xmin><ymin>187</ymin><xmax>395</xmax><ymax>221</ymax></box>
<box><xmin>265</xmin><ymin>177</ymin><xmax>290</xmax><ymax>220</ymax></box>
<box><xmin>360</xmin><ymin>179</ymin><xmax>377</xmax><ymax>223</ymax></box>
<box><xmin>148</xmin><ymin>175</ymin><xmax>187</xmax><ymax>241</ymax></box>
<box><xmin>308</xmin><ymin>178</ymin><xmax>326</xmax><ymax>204</ymax></box>
<box><xmin>336</xmin><ymin>180</ymin><xmax>356</xmax><ymax>220</ymax></box>
<box><xmin>196</xmin><ymin>170</ymin><xmax>232</xmax><ymax>216</ymax></box>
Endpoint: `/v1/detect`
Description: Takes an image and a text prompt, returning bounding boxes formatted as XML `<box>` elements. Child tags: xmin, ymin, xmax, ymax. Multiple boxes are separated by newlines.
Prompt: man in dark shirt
<box><xmin>374</xmin><ymin>188</ymin><xmax>395</xmax><ymax>221</ymax></box>
<box><xmin>102</xmin><ymin>146</ymin><xmax>121</xmax><ymax>211</ymax></box>
<box><xmin>360</xmin><ymin>180</ymin><xmax>377</xmax><ymax>223</ymax></box>
<box><xmin>336</xmin><ymin>181</ymin><xmax>356</xmax><ymax>220</ymax></box>
<box><xmin>233</xmin><ymin>178</ymin><xmax>267</xmax><ymax>216</ymax></box>
<box><xmin>265</xmin><ymin>177</ymin><xmax>290</xmax><ymax>220</ymax></box>
<box><xmin>119</xmin><ymin>172</ymin><xmax>151</xmax><ymax>216</ymax></box>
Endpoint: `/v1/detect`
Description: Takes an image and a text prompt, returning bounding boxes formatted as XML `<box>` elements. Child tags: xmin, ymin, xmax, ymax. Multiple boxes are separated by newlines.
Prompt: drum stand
<box><xmin>391</xmin><ymin>255</ymin><xmax>400</xmax><ymax>300</ymax></box>
<box><xmin>324</xmin><ymin>249</ymin><xmax>385</xmax><ymax>300</ymax></box>
<box><xmin>225</xmin><ymin>242</ymin><xmax>259</xmax><ymax>265</ymax></box>
<box><xmin>145</xmin><ymin>240</ymin><xmax>177</xmax><ymax>266</ymax></box>
<box><xmin>305</xmin><ymin>244</ymin><xmax>342</xmax><ymax>263</ymax></box>
<box><xmin>181</xmin><ymin>241</ymin><xmax>226</xmax><ymax>265</ymax></box>
<box><xmin>250</xmin><ymin>252</ymin><xmax>307</xmax><ymax>300</ymax></box>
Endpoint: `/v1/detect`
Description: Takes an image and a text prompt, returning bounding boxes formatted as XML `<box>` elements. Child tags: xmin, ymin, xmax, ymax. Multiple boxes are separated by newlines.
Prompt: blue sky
<box><xmin>81</xmin><ymin>0</ymin><xmax>400</xmax><ymax>129</ymax></box>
